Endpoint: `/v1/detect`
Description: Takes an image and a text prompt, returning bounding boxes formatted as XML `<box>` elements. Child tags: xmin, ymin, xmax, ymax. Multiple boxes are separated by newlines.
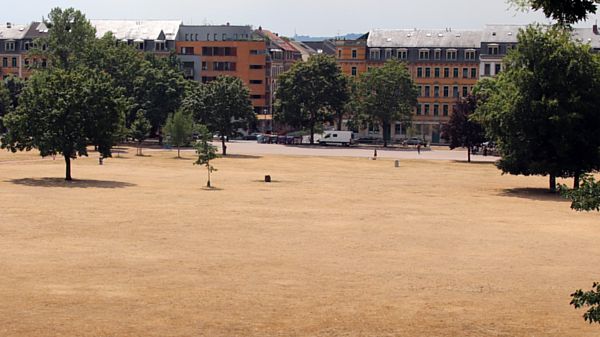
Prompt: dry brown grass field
<box><xmin>1</xmin><ymin>147</ymin><xmax>599</xmax><ymax>337</ymax></box>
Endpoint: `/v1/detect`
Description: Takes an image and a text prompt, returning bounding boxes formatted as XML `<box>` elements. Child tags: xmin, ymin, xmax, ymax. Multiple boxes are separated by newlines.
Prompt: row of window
<box><xmin>183</xmin><ymin>33</ymin><xmax>250</xmax><ymax>42</ymax></box>
<box><xmin>417</xmin><ymin>66</ymin><xmax>477</xmax><ymax>79</ymax></box>
<box><xmin>181</xmin><ymin>46</ymin><xmax>262</xmax><ymax>57</ymax></box>
<box><xmin>416</xmin><ymin>103</ymin><xmax>455</xmax><ymax>117</ymax></box>
<box><xmin>198</xmin><ymin>61</ymin><xmax>264</xmax><ymax>72</ymax></box>
<box><xmin>418</xmin><ymin>85</ymin><xmax>472</xmax><ymax>98</ymax></box>
<box><xmin>1</xmin><ymin>57</ymin><xmax>18</xmax><ymax>68</ymax></box>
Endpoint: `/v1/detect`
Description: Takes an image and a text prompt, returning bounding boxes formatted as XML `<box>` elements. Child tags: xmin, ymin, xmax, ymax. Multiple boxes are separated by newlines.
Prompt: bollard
<box><xmin>265</xmin><ymin>175</ymin><xmax>272</xmax><ymax>183</ymax></box>
<box><xmin>395</xmin><ymin>160</ymin><xmax>400</xmax><ymax>168</ymax></box>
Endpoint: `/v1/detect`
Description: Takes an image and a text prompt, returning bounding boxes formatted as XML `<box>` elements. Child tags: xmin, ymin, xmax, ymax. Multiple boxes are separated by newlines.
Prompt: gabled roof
<box><xmin>367</xmin><ymin>29</ymin><xmax>482</xmax><ymax>48</ymax></box>
<box><xmin>256</xmin><ymin>29</ymin><xmax>298</xmax><ymax>53</ymax></box>
<box><xmin>0</xmin><ymin>23</ymin><xmax>28</xmax><ymax>40</ymax></box>
<box><xmin>91</xmin><ymin>20</ymin><xmax>182</xmax><ymax>41</ymax></box>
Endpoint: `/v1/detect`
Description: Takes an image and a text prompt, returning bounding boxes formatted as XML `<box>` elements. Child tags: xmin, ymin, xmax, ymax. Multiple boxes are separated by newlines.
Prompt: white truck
<box><xmin>318</xmin><ymin>131</ymin><xmax>354</xmax><ymax>147</ymax></box>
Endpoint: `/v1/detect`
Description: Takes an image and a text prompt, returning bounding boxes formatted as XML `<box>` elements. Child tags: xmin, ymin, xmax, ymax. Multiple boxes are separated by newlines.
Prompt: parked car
<box><xmin>243</xmin><ymin>133</ymin><xmax>261</xmax><ymax>141</ymax></box>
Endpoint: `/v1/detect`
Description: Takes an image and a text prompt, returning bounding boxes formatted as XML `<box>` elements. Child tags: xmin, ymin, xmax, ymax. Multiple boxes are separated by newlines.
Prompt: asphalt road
<box><xmin>162</xmin><ymin>141</ymin><xmax>499</xmax><ymax>162</ymax></box>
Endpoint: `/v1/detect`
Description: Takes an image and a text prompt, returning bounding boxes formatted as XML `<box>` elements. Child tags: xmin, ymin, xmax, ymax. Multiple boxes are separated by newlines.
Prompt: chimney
<box><xmin>594</xmin><ymin>24</ymin><xmax>599</xmax><ymax>35</ymax></box>
<box><xmin>6</xmin><ymin>22</ymin><xmax>11</xmax><ymax>28</ymax></box>
<box><xmin>226</xmin><ymin>22</ymin><xmax>230</xmax><ymax>26</ymax></box>
<box><xmin>259</xmin><ymin>25</ymin><xmax>262</xmax><ymax>31</ymax></box>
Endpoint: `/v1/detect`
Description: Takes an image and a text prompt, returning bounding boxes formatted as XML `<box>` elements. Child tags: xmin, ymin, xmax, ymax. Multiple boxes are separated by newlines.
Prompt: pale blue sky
<box><xmin>7</xmin><ymin>0</ymin><xmax>599</xmax><ymax>36</ymax></box>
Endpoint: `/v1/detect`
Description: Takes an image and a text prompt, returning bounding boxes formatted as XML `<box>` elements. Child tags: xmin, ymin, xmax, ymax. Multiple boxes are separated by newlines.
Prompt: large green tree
<box><xmin>512</xmin><ymin>0</ymin><xmax>600</xmax><ymax>25</ymax></box>
<box><xmin>134</xmin><ymin>54</ymin><xmax>187</xmax><ymax>134</ymax></box>
<box><xmin>1</xmin><ymin>68</ymin><xmax>124</xmax><ymax>180</ymax></box>
<box><xmin>475</xmin><ymin>26</ymin><xmax>600</xmax><ymax>192</ymax></box>
<box><xmin>355</xmin><ymin>60</ymin><xmax>418</xmax><ymax>147</ymax></box>
<box><xmin>275</xmin><ymin>54</ymin><xmax>349</xmax><ymax>144</ymax></box>
<box><xmin>183</xmin><ymin>77</ymin><xmax>254</xmax><ymax>156</ymax></box>
<box><xmin>441</xmin><ymin>94</ymin><xmax>486</xmax><ymax>163</ymax></box>
<box><xmin>41</xmin><ymin>7</ymin><xmax>97</xmax><ymax>70</ymax></box>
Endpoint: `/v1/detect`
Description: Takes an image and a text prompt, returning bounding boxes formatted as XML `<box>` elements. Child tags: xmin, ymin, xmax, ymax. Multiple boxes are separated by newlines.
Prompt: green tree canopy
<box><xmin>164</xmin><ymin>110</ymin><xmax>194</xmax><ymax>158</ymax></box>
<box><xmin>275</xmin><ymin>54</ymin><xmax>349</xmax><ymax>144</ymax></box>
<box><xmin>474</xmin><ymin>26</ymin><xmax>600</xmax><ymax>191</ymax></box>
<box><xmin>131</xmin><ymin>109</ymin><xmax>151</xmax><ymax>156</ymax></box>
<box><xmin>183</xmin><ymin>76</ymin><xmax>254</xmax><ymax>156</ymax></box>
<box><xmin>41</xmin><ymin>7</ymin><xmax>97</xmax><ymax>69</ymax></box>
<box><xmin>354</xmin><ymin>60</ymin><xmax>418</xmax><ymax>147</ymax></box>
<box><xmin>1</xmin><ymin>68</ymin><xmax>124</xmax><ymax>180</ymax></box>
<box><xmin>0</xmin><ymin>81</ymin><xmax>10</xmax><ymax>132</ymax></box>
<box><xmin>512</xmin><ymin>0</ymin><xmax>600</xmax><ymax>26</ymax></box>
<box><xmin>441</xmin><ymin>94</ymin><xmax>486</xmax><ymax>162</ymax></box>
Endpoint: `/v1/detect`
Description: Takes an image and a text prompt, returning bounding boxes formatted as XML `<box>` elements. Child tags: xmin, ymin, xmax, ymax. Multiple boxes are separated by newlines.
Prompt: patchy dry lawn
<box><xmin>0</xmin><ymin>148</ymin><xmax>599</xmax><ymax>336</ymax></box>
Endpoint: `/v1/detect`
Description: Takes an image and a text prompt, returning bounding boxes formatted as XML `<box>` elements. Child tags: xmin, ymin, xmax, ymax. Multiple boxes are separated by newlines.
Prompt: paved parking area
<box><xmin>201</xmin><ymin>141</ymin><xmax>499</xmax><ymax>162</ymax></box>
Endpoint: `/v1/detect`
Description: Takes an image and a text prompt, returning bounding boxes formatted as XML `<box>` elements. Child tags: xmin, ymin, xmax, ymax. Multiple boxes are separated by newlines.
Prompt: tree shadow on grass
<box><xmin>8</xmin><ymin>177</ymin><xmax>136</xmax><ymax>189</ymax></box>
<box><xmin>452</xmin><ymin>160</ymin><xmax>497</xmax><ymax>165</ymax></box>
<box><xmin>500</xmin><ymin>187</ymin><xmax>570</xmax><ymax>202</ymax></box>
<box><xmin>221</xmin><ymin>154</ymin><xmax>262</xmax><ymax>159</ymax></box>
<box><xmin>201</xmin><ymin>186</ymin><xmax>223</xmax><ymax>191</ymax></box>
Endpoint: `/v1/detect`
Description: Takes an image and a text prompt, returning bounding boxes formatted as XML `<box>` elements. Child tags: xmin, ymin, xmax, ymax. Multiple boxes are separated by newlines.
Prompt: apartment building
<box><xmin>176</xmin><ymin>24</ymin><xmax>269</xmax><ymax>130</ymax></box>
<box><xmin>254</xmin><ymin>27</ymin><xmax>302</xmax><ymax>131</ymax></box>
<box><xmin>336</xmin><ymin>29</ymin><xmax>481</xmax><ymax>143</ymax></box>
<box><xmin>0</xmin><ymin>23</ymin><xmax>29</xmax><ymax>79</ymax></box>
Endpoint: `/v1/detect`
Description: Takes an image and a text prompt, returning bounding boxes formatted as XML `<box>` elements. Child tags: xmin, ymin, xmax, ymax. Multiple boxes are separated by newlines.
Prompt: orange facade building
<box><xmin>336</xmin><ymin>29</ymin><xmax>482</xmax><ymax>144</ymax></box>
<box><xmin>176</xmin><ymin>25</ymin><xmax>268</xmax><ymax>130</ymax></box>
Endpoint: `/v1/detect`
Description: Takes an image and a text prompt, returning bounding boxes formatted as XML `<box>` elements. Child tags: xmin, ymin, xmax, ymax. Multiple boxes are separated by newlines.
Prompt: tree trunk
<box><xmin>221</xmin><ymin>136</ymin><xmax>227</xmax><ymax>156</ymax></box>
<box><xmin>574</xmin><ymin>172</ymin><xmax>581</xmax><ymax>190</ymax></box>
<box><xmin>207</xmin><ymin>166</ymin><xmax>211</xmax><ymax>188</ymax></box>
<box><xmin>310</xmin><ymin>122</ymin><xmax>315</xmax><ymax>145</ymax></box>
<box><xmin>338</xmin><ymin>114</ymin><xmax>343</xmax><ymax>131</ymax></box>
<box><xmin>467</xmin><ymin>146</ymin><xmax>471</xmax><ymax>163</ymax></box>
<box><xmin>177</xmin><ymin>145</ymin><xmax>181</xmax><ymax>159</ymax></box>
<box><xmin>550</xmin><ymin>174</ymin><xmax>557</xmax><ymax>193</ymax></box>
<box><xmin>64</xmin><ymin>155</ymin><xmax>72</xmax><ymax>181</ymax></box>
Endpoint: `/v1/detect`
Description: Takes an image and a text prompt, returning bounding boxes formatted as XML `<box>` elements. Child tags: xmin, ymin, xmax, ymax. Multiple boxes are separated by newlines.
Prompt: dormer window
<box><xmin>5</xmin><ymin>41</ymin><xmax>15</xmax><ymax>52</ymax></box>
<box><xmin>155</xmin><ymin>41</ymin><xmax>166</xmax><ymax>51</ymax></box>
<box><xmin>446</xmin><ymin>49</ymin><xmax>457</xmax><ymax>60</ymax></box>
<box><xmin>369</xmin><ymin>48</ymin><xmax>380</xmax><ymax>60</ymax></box>
<box><xmin>23</xmin><ymin>41</ymin><xmax>32</xmax><ymax>51</ymax></box>
<box><xmin>488</xmin><ymin>44</ymin><xmax>499</xmax><ymax>55</ymax></box>
<box><xmin>434</xmin><ymin>49</ymin><xmax>441</xmax><ymax>60</ymax></box>
<box><xmin>419</xmin><ymin>49</ymin><xmax>430</xmax><ymax>60</ymax></box>
<box><xmin>385</xmin><ymin>48</ymin><xmax>393</xmax><ymax>59</ymax></box>
<box><xmin>465</xmin><ymin>49</ymin><xmax>476</xmax><ymax>60</ymax></box>
<box><xmin>135</xmin><ymin>41</ymin><xmax>145</xmax><ymax>50</ymax></box>
<box><xmin>397</xmin><ymin>48</ymin><xmax>408</xmax><ymax>60</ymax></box>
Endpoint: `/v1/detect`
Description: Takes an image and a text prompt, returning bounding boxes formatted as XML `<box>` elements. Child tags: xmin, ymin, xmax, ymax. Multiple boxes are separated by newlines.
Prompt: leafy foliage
<box><xmin>511</xmin><ymin>0</ymin><xmax>600</xmax><ymax>26</ymax></box>
<box><xmin>572</xmin><ymin>283</ymin><xmax>600</xmax><ymax>324</ymax></box>
<box><xmin>194</xmin><ymin>124</ymin><xmax>220</xmax><ymax>188</ymax></box>
<box><xmin>474</xmin><ymin>26</ymin><xmax>600</xmax><ymax>191</ymax></box>
<box><xmin>354</xmin><ymin>60</ymin><xmax>418</xmax><ymax>147</ymax></box>
<box><xmin>40</xmin><ymin>7</ymin><xmax>97</xmax><ymax>70</ymax></box>
<box><xmin>1</xmin><ymin>68</ymin><xmax>124</xmax><ymax>180</ymax></box>
<box><xmin>131</xmin><ymin>110</ymin><xmax>151</xmax><ymax>156</ymax></box>
<box><xmin>561</xmin><ymin>174</ymin><xmax>600</xmax><ymax>212</ymax></box>
<box><xmin>164</xmin><ymin>110</ymin><xmax>194</xmax><ymax>158</ymax></box>
<box><xmin>183</xmin><ymin>76</ymin><xmax>254</xmax><ymax>156</ymax></box>
<box><xmin>441</xmin><ymin>94</ymin><xmax>486</xmax><ymax>162</ymax></box>
<box><xmin>275</xmin><ymin>54</ymin><xmax>348</xmax><ymax>144</ymax></box>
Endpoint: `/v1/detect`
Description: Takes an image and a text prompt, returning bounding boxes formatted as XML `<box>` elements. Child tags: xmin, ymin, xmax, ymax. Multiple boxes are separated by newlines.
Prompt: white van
<box><xmin>318</xmin><ymin>131</ymin><xmax>354</xmax><ymax>147</ymax></box>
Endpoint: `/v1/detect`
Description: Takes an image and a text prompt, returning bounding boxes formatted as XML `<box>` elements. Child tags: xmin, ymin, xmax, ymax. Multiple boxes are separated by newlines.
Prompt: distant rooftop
<box><xmin>0</xmin><ymin>22</ymin><xmax>28</xmax><ymax>40</ymax></box>
<box><xmin>91</xmin><ymin>20</ymin><xmax>182</xmax><ymax>41</ymax></box>
<box><xmin>368</xmin><ymin>28</ymin><xmax>482</xmax><ymax>48</ymax></box>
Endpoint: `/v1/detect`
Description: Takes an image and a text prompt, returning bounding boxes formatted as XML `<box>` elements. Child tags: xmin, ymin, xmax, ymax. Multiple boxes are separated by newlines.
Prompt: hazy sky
<box><xmin>7</xmin><ymin>0</ymin><xmax>600</xmax><ymax>36</ymax></box>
